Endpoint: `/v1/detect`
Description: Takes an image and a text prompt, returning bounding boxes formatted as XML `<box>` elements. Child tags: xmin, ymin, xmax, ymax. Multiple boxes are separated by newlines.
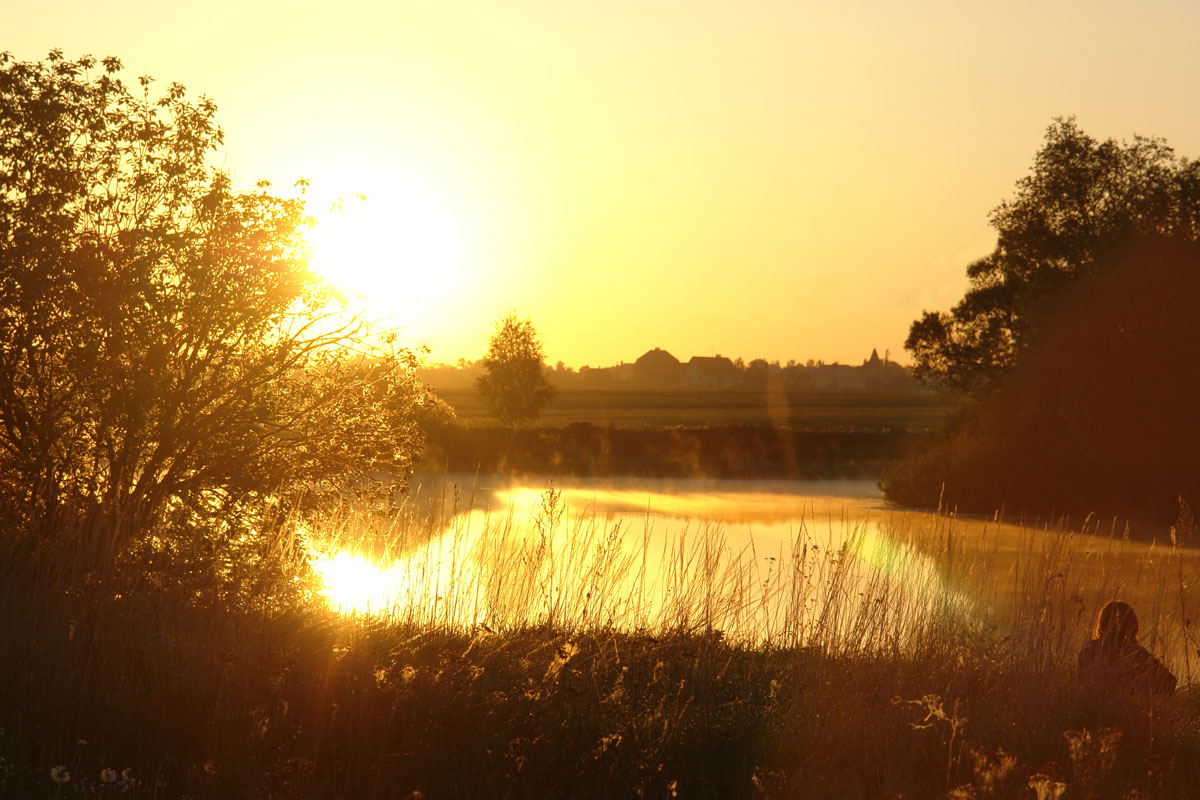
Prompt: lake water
<box><xmin>311</xmin><ymin>474</ymin><xmax>1200</xmax><ymax>666</ymax></box>
<box><xmin>312</xmin><ymin>475</ymin><xmax>983</xmax><ymax>651</ymax></box>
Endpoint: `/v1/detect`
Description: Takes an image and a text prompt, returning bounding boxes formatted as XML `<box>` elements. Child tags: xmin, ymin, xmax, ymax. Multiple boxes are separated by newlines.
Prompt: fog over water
<box><xmin>419</xmin><ymin>473</ymin><xmax>886</xmax><ymax>523</ymax></box>
<box><xmin>312</xmin><ymin>474</ymin><xmax>1200</xmax><ymax>666</ymax></box>
<box><xmin>313</xmin><ymin>475</ymin><xmax>978</xmax><ymax>649</ymax></box>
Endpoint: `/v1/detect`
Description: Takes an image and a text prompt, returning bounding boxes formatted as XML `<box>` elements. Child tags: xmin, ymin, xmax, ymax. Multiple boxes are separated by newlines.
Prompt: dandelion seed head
<box><xmin>50</xmin><ymin>765</ymin><xmax>70</xmax><ymax>784</ymax></box>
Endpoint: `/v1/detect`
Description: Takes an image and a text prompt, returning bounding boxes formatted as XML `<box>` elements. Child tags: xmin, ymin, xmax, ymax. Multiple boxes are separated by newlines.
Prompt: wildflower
<box><xmin>250</xmin><ymin>706</ymin><xmax>270</xmax><ymax>739</ymax></box>
<box><xmin>594</xmin><ymin>732</ymin><xmax>622</xmax><ymax>756</ymax></box>
<box><xmin>964</xmin><ymin>741</ymin><xmax>1017</xmax><ymax>794</ymax></box>
<box><xmin>101</xmin><ymin>767</ymin><xmax>117</xmax><ymax>783</ymax></box>
<box><xmin>119</xmin><ymin>768</ymin><xmax>141</xmax><ymax>794</ymax></box>
<box><xmin>1027</xmin><ymin>773</ymin><xmax>1067</xmax><ymax>800</ymax></box>
<box><xmin>50</xmin><ymin>765</ymin><xmax>70</xmax><ymax>784</ymax></box>
<box><xmin>1063</xmin><ymin>727</ymin><xmax>1122</xmax><ymax>786</ymax></box>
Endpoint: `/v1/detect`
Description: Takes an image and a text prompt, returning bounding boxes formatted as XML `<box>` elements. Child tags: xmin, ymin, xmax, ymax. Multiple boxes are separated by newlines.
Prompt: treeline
<box><xmin>422</xmin><ymin>423</ymin><xmax>928</xmax><ymax>480</ymax></box>
<box><xmin>421</xmin><ymin>348</ymin><xmax>924</xmax><ymax>393</ymax></box>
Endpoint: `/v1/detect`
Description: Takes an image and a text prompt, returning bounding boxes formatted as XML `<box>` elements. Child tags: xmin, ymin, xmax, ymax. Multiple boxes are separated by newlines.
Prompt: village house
<box><xmin>633</xmin><ymin>347</ymin><xmax>684</xmax><ymax>389</ymax></box>
<box><xmin>681</xmin><ymin>355</ymin><xmax>743</xmax><ymax>389</ymax></box>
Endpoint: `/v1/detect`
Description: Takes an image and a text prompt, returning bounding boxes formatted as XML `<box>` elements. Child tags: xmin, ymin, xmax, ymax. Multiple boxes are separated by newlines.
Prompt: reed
<box><xmin>1</xmin><ymin>483</ymin><xmax>1197</xmax><ymax>798</ymax></box>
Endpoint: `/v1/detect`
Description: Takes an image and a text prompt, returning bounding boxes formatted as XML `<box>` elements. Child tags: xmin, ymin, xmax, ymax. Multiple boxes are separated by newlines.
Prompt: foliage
<box><xmin>475</xmin><ymin>312</ymin><xmax>555</xmax><ymax>428</ymax></box>
<box><xmin>886</xmin><ymin>239</ymin><xmax>1200</xmax><ymax>520</ymax></box>
<box><xmin>892</xmin><ymin>119</ymin><xmax>1200</xmax><ymax>519</ymax></box>
<box><xmin>906</xmin><ymin>117</ymin><xmax>1200</xmax><ymax>393</ymax></box>
<box><xmin>0</xmin><ymin>51</ymin><xmax>430</xmax><ymax>563</ymax></box>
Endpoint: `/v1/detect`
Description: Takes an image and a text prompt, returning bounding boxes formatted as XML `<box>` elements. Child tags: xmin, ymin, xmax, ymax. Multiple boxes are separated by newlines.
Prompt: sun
<box><xmin>307</xmin><ymin>177</ymin><xmax>466</xmax><ymax>316</ymax></box>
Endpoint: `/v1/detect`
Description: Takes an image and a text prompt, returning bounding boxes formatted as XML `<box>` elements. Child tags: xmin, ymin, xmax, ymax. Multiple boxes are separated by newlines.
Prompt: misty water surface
<box><xmin>312</xmin><ymin>475</ymin><xmax>982</xmax><ymax>649</ymax></box>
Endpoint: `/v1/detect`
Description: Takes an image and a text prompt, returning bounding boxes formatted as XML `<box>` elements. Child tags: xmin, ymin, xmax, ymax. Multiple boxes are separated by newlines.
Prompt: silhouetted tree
<box><xmin>475</xmin><ymin>313</ymin><xmax>555</xmax><ymax>429</ymax></box>
<box><xmin>907</xmin><ymin>117</ymin><xmax>1200</xmax><ymax>393</ymax></box>
<box><xmin>0</xmin><ymin>51</ymin><xmax>431</xmax><ymax>562</ymax></box>
<box><xmin>887</xmin><ymin>119</ymin><xmax>1200</xmax><ymax>520</ymax></box>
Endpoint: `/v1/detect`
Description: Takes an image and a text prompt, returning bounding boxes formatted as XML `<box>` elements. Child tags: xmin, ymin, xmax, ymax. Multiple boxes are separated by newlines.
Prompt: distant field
<box><xmin>434</xmin><ymin>388</ymin><xmax>955</xmax><ymax>431</ymax></box>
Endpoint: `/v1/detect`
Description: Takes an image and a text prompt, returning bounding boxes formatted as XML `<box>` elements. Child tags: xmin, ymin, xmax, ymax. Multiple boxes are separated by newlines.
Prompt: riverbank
<box><xmin>5</xmin><ymin>595</ymin><xmax>1197</xmax><ymax>799</ymax></box>
<box><xmin>4</xmin><ymin>488</ymin><xmax>1200</xmax><ymax>798</ymax></box>
<box><xmin>420</xmin><ymin>423</ymin><xmax>932</xmax><ymax>481</ymax></box>
<box><xmin>432</xmin><ymin>388</ymin><xmax>954</xmax><ymax>431</ymax></box>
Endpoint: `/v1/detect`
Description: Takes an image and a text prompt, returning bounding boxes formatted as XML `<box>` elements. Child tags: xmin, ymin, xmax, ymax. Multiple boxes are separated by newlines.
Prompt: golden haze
<box><xmin>9</xmin><ymin>0</ymin><xmax>1200</xmax><ymax>365</ymax></box>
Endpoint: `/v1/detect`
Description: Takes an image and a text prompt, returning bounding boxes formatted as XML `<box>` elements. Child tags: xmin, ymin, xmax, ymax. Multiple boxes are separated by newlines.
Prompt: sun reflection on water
<box><xmin>312</xmin><ymin>551</ymin><xmax>404</xmax><ymax>616</ymax></box>
<box><xmin>306</xmin><ymin>482</ymin><xmax>979</xmax><ymax>652</ymax></box>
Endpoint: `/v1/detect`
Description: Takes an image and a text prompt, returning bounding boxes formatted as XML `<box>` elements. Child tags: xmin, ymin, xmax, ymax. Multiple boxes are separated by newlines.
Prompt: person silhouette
<box><xmin>1078</xmin><ymin>601</ymin><xmax>1176</xmax><ymax>696</ymax></box>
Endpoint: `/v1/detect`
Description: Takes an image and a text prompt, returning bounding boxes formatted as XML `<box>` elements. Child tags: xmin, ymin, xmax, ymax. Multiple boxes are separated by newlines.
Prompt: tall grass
<box><xmin>2</xmin><ymin>482</ymin><xmax>1198</xmax><ymax>798</ymax></box>
<box><xmin>305</xmin><ymin>487</ymin><xmax>1200</xmax><ymax>667</ymax></box>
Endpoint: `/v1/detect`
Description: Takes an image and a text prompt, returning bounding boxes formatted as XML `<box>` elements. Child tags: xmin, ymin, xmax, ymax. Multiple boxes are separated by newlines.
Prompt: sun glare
<box><xmin>307</xmin><ymin>179</ymin><xmax>467</xmax><ymax>318</ymax></box>
<box><xmin>312</xmin><ymin>550</ymin><xmax>403</xmax><ymax>616</ymax></box>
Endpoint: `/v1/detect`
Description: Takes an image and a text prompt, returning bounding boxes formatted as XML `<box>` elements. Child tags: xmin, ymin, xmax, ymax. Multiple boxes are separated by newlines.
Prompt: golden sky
<box><xmin>11</xmin><ymin>0</ymin><xmax>1200</xmax><ymax>368</ymax></box>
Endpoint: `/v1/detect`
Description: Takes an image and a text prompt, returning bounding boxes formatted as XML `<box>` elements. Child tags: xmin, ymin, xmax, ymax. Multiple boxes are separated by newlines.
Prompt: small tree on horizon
<box><xmin>475</xmin><ymin>313</ymin><xmax>555</xmax><ymax>429</ymax></box>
